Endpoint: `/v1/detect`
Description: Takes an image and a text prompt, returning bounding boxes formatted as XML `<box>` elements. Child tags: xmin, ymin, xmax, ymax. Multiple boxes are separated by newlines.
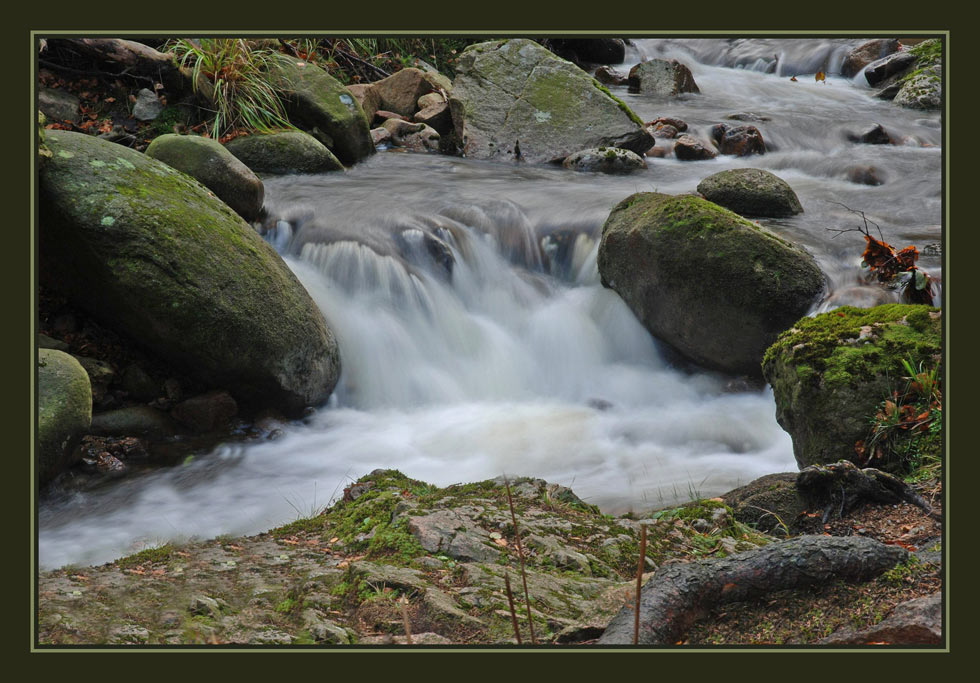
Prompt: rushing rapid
<box><xmin>38</xmin><ymin>38</ymin><xmax>942</xmax><ymax>570</ymax></box>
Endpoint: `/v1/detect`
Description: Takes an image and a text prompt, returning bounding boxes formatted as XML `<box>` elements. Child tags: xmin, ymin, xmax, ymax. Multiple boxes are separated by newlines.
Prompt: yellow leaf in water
<box><xmin>815</xmin><ymin>71</ymin><xmax>826</xmax><ymax>83</ymax></box>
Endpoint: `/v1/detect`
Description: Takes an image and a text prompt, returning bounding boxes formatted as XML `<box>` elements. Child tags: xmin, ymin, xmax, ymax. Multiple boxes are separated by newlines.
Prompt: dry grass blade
<box><xmin>504</xmin><ymin>476</ymin><xmax>536</xmax><ymax>645</ymax></box>
<box><xmin>634</xmin><ymin>524</ymin><xmax>647</xmax><ymax>645</ymax></box>
<box><xmin>504</xmin><ymin>571</ymin><xmax>522</xmax><ymax>644</ymax></box>
<box><xmin>399</xmin><ymin>595</ymin><xmax>413</xmax><ymax>644</ymax></box>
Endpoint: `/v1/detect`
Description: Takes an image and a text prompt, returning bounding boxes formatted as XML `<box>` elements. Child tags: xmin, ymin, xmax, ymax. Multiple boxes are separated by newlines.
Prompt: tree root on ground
<box><xmin>797</xmin><ymin>460</ymin><xmax>939</xmax><ymax>523</ymax></box>
<box><xmin>598</xmin><ymin>535</ymin><xmax>907</xmax><ymax>645</ymax></box>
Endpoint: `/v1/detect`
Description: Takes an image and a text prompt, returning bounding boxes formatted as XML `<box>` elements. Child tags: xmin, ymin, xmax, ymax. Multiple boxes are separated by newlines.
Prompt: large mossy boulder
<box><xmin>38</xmin><ymin>348</ymin><xmax>92</xmax><ymax>484</ymax></box>
<box><xmin>269</xmin><ymin>55</ymin><xmax>375</xmax><ymax>166</ymax></box>
<box><xmin>597</xmin><ymin>193</ymin><xmax>825</xmax><ymax>376</ymax></box>
<box><xmin>449</xmin><ymin>39</ymin><xmax>654</xmax><ymax>164</ymax></box>
<box><xmin>224</xmin><ymin>131</ymin><xmax>344</xmax><ymax>175</ymax></box>
<box><xmin>39</xmin><ymin>130</ymin><xmax>340</xmax><ymax>414</ymax></box>
<box><xmin>762</xmin><ymin>305</ymin><xmax>941</xmax><ymax>470</ymax></box>
<box><xmin>145</xmin><ymin>134</ymin><xmax>264</xmax><ymax>222</ymax></box>
<box><xmin>697</xmin><ymin>168</ymin><xmax>803</xmax><ymax>218</ymax></box>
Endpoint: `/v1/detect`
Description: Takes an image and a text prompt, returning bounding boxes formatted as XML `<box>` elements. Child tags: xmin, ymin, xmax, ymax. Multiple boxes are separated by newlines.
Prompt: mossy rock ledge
<box><xmin>449</xmin><ymin>39</ymin><xmax>654</xmax><ymax>164</ymax></box>
<box><xmin>38</xmin><ymin>348</ymin><xmax>92</xmax><ymax>484</ymax></box>
<box><xmin>761</xmin><ymin>304</ymin><xmax>941</xmax><ymax>469</ymax></box>
<box><xmin>39</xmin><ymin>130</ymin><xmax>340</xmax><ymax>415</ymax></box>
<box><xmin>597</xmin><ymin>192</ymin><xmax>825</xmax><ymax>376</ymax></box>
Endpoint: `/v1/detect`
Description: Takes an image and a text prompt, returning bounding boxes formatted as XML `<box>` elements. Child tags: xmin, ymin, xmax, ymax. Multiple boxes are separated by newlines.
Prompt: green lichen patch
<box><xmin>114</xmin><ymin>544</ymin><xmax>175</xmax><ymax>569</ymax></box>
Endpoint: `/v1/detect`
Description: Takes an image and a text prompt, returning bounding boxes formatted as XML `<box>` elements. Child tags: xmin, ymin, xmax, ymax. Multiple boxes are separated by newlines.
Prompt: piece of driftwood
<box><xmin>44</xmin><ymin>39</ymin><xmax>187</xmax><ymax>92</ymax></box>
<box><xmin>797</xmin><ymin>460</ymin><xmax>939</xmax><ymax>522</ymax></box>
<box><xmin>598</xmin><ymin>535</ymin><xmax>907</xmax><ymax>645</ymax></box>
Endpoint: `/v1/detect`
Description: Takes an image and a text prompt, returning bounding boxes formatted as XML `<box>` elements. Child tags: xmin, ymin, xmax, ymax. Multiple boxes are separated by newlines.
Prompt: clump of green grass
<box><xmin>165</xmin><ymin>38</ymin><xmax>295</xmax><ymax>139</ymax></box>
<box><xmin>860</xmin><ymin>356</ymin><xmax>942</xmax><ymax>479</ymax></box>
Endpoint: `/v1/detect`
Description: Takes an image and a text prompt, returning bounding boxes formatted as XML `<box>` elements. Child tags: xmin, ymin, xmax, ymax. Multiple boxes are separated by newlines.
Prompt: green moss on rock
<box><xmin>39</xmin><ymin>130</ymin><xmax>340</xmax><ymax>414</ymax></box>
<box><xmin>597</xmin><ymin>192</ymin><xmax>825</xmax><ymax>376</ymax></box>
<box><xmin>762</xmin><ymin>304</ymin><xmax>941</xmax><ymax>469</ymax></box>
<box><xmin>38</xmin><ymin>348</ymin><xmax>92</xmax><ymax>484</ymax></box>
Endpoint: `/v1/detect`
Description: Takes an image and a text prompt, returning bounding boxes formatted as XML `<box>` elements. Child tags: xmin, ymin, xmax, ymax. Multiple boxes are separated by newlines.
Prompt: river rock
<box><xmin>90</xmin><ymin>405</ymin><xmax>179</xmax><ymax>438</ymax></box>
<box><xmin>417</xmin><ymin>92</ymin><xmax>445</xmax><ymax>111</ymax></box>
<box><xmin>846</xmin><ymin>165</ymin><xmax>886</xmax><ymax>185</ymax></box>
<box><xmin>846</xmin><ymin>123</ymin><xmax>892</xmax><ymax>145</ymax></box>
<box><xmin>841</xmin><ymin>39</ymin><xmax>900</xmax><ymax>78</ymax></box>
<box><xmin>171</xmin><ymin>390</ymin><xmax>238</xmax><ymax>432</ymax></box>
<box><xmin>697</xmin><ymin>168</ymin><xmax>803</xmax><ymax>218</ymax></box>
<box><xmin>720</xmin><ymin>472</ymin><xmax>806</xmax><ymax>537</ymax></box>
<box><xmin>145</xmin><ymin>134</ymin><xmax>264</xmax><ymax>221</ymax></box>
<box><xmin>627</xmin><ymin>59</ymin><xmax>700</xmax><ymax>96</ymax></box>
<box><xmin>651</xmin><ymin>116</ymin><xmax>687</xmax><ymax>132</ymax></box>
<box><xmin>594</xmin><ymin>66</ymin><xmax>627</xmax><ymax>86</ymax></box>
<box><xmin>449</xmin><ymin>39</ymin><xmax>654</xmax><ymax>164</ymax></box>
<box><xmin>819</xmin><ymin>592</ymin><xmax>941</xmax><ymax>645</ymax></box>
<box><xmin>894</xmin><ymin>64</ymin><xmax>942</xmax><ymax>110</ymax></box>
<box><xmin>132</xmin><ymin>88</ymin><xmax>163</xmax><ymax>121</ymax></box>
<box><xmin>597</xmin><ymin>193</ymin><xmax>825</xmax><ymax>376</ymax></box>
<box><xmin>562</xmin><ymin>147</ymin><xmax>647</xmax><ymax>174</ymax></box>
<box><xmin>345</xmin><ymin>84</ymin><xmax>381</xmax><ymax>125</ymax></box>
<box><xmin>865</xmin><ymin>51</ymin><xmax>917</xmax><ymax>87</ymax></box>
<box><xmin>550</xmin><ymin>38</ymin><xmax>626</xmax><ymax>65</ymax></box>
<box><xmin>39</xmin><ymin>130</ymin><xmax>341</xmax><ymax>414</ymax></box>
<box><xmin>370</xmin><ymin>127</ymin><xmax>392</xmax><ymax>146</ymax></box>
<box><xmin>370</xmin><ymin>68</ymin><xmax>438</xmax><ymax>117</ymax></box>
<box><xmin>381</xmin><ymin>119</ymin><xmax>441</xmax><ymax>152</ymax></box>
<box><xmin>673</xmin><ymin>135</ymin><xmax>716</xmax><ymax>161</ymax></box>
<box><xmin>39</xmin><ymin>87</ymin><xmax>80</xmax><ymax>123</ymax></box>
<box><xmin>269</xmin><ymin>55</ymin><xmax>375</xmax><ymax>166</ymax></box>
<box><xmin>224</xmin><ymin>131</ymin><xmax>344</xmax><ymax>175</ymax></box>
<box><xmin>38</xmin><ymin>349</ymin><xmax>92</xmax><ymax>484</ymax></box>
<box><xmin>38</xmin><ymin>333</ymin><xmax>69</xmax><ymax>352</ymax></box>
<box><xmin>762</xmin><ymin>305</ymin><xmax>941</xmax><ymax>469</ymax></box>
<box><xmin>710</xmin><ymin>123</ymin><xmax>766</xmax><ymax>156</ymax></box>
<box><xmin>413</xmin><ymin>101</ymin><xmax>452</xmax><ymax>133</ymax></box>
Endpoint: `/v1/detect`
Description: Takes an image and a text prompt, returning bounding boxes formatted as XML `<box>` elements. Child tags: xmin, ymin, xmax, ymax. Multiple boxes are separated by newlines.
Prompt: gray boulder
<box><xmin>697</xmin><ymin>168</ymin><xmax>803</xmax><ymax>217</ymax></box>
<box><xmin>597</xmin><ymin>193</ymin><xmax>825</xmax><ymax>376</ymax></box>
<box><xmin>449</xmin><ymin>39</ymin><xmax>654</xmax><ymax>164</ymax></box>
<box><xmin>145</xmin><ymin>134</ymin><xmax>264</xmax><ymax>221</ymax></box>
<box><xmin>381</xmin><ymin>119</ymin><xmax>441</xmax><ymax>152</ymax></box>
<box><xmin>39</xmin><ymin>130</ymin><xmax>340</xmax><ymax>415</ymax></box>
<box><xmin>762</xmin><ymin>305</ymin><xmax>941</xmax><ymax>470</ymax></box>
<box><xmin>39</xmin><ymin>87</ymin><xmax>80</xmax><ymax>123</ymax></box>
<box><xmin>224</xmin><ymin>131</ymin><xmax>344</xmax><ymax>175</ymax></box>
<box><xmin>269</xmin><ymin>55</ymin><xmax>375</xmax><ymax>165</ymax></box>
<box><xmin>840</xmin><ymin>39</ymin><xmax>900</xmax><ymax>78</ymax></box>
<box><xmin>38</xmin><ymin>349</ymin><xmax>92</xmax><ymax>484</ymax></box>
<box><xmin>865</xmin><ymin>51</ymin><xmax>917</xmax><ymax>87</ymax></box>
<box><xmin>627</xmin><ymin>59</ymin><xmax>700</xmax><ymax>96</ymax></box>
<box><xmin>563</xmin><ymin>147</ymin><xmax>647</xmax><ymax>174</ymax></box>
<box><xmin>132</xmin><ymin>88</ymin><xmax>163</xmax><ymax>121</ymax></box>
<box><xmin>894</xmin><ymin>64</ymin><xmax>942</xmax><ymax>110</ymax></box>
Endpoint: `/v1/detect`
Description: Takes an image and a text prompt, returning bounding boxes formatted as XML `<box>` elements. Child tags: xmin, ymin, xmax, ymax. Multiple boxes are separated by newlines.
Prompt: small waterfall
<box><xmin>38</xmin><ymin>37</ymin><xmax>941</xmax><ymax>571</ymax></box>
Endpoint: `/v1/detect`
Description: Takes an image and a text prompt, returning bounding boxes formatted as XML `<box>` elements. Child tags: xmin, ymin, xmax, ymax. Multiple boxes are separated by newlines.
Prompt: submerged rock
<box><xmin>145</xmin><ymin>134</ymin><xmax>265</xmax><ymax>222</ymax></box>
<box><xmin>38</xmin><ymin>349</ymin><xmax>92</xmax><ymax>484</ymax></box>
<box><xmin>762</xmin><ymin>305</ymin><xmax>941</xmax><ymax>469</ymax></box>
<box><xmin>673</xmin><ymin>135</ymin><xmax>716</xmax><ymax>161</ymax></box>
<box><xmin>710</xmin><ymin>123</ymin><xmax>766</xmax><ymax>156</ymax></box>
<box><xmin>597</xmin><ymin>193</ymin><xmax>825</xmax><ymax>376</ymax></box>
<box><xmin>224</xmin><ymin>131</ymin><xmax>344</xmax><ymax>175</ymax></box>
<box><xmin>449</xmin><ymin>39</ymin><xmax>653</xmax><ymax>164</ymax></box>
<box><xmin>697</xmin><ymin>168</ymin><xmax>803</xmax><ymax>218</ymax></box>
<box><xmin>39</xmin><ymin>130</ymin><xmax>341</xmax><ymax>415</ymax></box>
<box><xmin>562</xmin><ymin>147</ymin><xmax>647</xmax><ymax>174</ymax></box>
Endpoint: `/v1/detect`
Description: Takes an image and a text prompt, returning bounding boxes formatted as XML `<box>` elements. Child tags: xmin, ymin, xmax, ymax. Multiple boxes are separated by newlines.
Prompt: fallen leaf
<box><xmin>815</xmin><ymin>71</ymin><xmax>826</xmax><ymax>83</ymax></box>
<box><xmin>790</xmin><ymin>76</ymin><xmax>798</xmax><ymax>82</ymax></box>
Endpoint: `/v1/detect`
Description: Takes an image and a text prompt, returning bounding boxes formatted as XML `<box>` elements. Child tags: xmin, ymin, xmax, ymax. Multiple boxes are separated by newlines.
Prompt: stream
<box><xmin>38</xmin><ymin>38</ymin><xmax>942</xmax><ymax>571</ymax></box>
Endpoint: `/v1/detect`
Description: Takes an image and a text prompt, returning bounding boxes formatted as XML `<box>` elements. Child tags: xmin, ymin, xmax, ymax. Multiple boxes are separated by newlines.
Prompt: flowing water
<box><xmin>38</xmin><ymin>38</ymin><xmax>943</xmax><ymax>570</ymax></box>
